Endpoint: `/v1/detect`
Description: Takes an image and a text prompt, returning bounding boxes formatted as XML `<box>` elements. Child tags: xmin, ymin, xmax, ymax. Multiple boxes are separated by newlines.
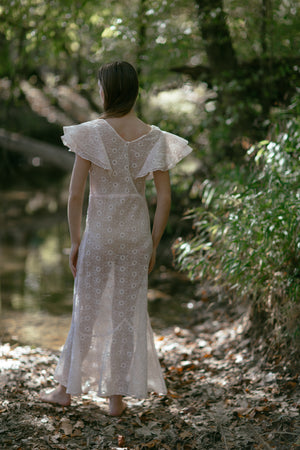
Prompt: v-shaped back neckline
<box><xmin>100</xmin><ymin>119</ymin><xmax>154</xmax><ymax>144</ymax></box>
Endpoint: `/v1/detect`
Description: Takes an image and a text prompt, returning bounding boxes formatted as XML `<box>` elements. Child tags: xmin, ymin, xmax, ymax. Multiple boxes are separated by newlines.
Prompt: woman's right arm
<box><xmin>148</xmin><ymin>170</ymin><xmax>171</xmax><ymax>273</ymax></box>
<box><xmin>68</xmin><ymin>155</ymin><xmax>91</xmax><ymax>277</ymax></box>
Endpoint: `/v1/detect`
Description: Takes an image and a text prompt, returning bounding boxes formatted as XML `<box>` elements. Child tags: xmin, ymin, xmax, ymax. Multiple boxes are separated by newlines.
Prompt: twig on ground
<box><xmin>247</xmin><ymin>423</ymin><xmax>273</xmax><ymax>450</ymax></box>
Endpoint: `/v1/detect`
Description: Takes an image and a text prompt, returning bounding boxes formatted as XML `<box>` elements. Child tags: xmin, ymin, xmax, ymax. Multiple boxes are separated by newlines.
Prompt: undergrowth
<box><xmin>174</xmin><ymin>118</ymin><xmax>300</xmax><ymax>354</ymax></box>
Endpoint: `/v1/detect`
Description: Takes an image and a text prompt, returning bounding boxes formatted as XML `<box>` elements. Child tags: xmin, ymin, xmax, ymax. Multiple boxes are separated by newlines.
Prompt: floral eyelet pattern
<box><xmin>55</xmin><ymin>118</ymin><xmax>192</xmax><ymax>398</ymax></box>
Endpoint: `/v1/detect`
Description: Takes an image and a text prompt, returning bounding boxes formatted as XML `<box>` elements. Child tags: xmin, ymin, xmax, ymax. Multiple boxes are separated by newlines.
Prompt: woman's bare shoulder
<box><xmin>104</xmin><ymin>116</ymin><xmax>152</xmax><ymax>141</ymax></box>
<box><xmin>136</xmin><ymin>118</ymin><xmax>152</xmax><ymax>133</ymax></box>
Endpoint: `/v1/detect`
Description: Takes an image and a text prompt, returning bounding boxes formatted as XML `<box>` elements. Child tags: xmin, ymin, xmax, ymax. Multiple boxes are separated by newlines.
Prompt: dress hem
<box><xmin>54</xmin><ymin>373</ymin><xmax>167</xmax><ymax>399</ymax></box>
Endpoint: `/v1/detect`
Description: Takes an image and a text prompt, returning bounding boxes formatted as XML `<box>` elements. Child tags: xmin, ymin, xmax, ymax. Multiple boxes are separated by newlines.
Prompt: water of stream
<box><xmin>0</xmin><ymin>173</ymin><xmax>195</xmax><ymax>350</ymax></box>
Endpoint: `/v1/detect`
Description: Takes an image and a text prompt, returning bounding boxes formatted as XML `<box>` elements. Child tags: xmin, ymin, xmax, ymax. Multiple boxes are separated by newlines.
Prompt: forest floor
<box><xmin>0</xmin><ymin>276</ymin><xmax>299</xmax><ymax>450</ymax></box>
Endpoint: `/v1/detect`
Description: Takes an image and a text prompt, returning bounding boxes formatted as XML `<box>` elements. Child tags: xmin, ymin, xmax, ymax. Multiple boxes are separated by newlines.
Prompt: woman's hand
<box><xmin>148</xmin><ymin>247</ymin><xmax>156</xmax><ymax>274</ymax></box>
<box><xmin>69</xmin><ymin>242</ymin><xmax>80</xmax><ymax>278</ymax></box>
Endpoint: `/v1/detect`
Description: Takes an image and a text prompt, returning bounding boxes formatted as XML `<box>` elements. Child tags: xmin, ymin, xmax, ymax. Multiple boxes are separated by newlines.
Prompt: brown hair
<box><xmin>98</xmin><ymin>61</ymin><xmax>139</xmax><ymax>118</ymax></box>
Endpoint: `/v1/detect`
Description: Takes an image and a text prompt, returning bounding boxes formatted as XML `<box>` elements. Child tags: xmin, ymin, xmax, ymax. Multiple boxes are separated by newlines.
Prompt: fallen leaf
<box><xmin>180</xmin><ymin>430</ymin><xmax>193</xmax><ymax>439</ymax></box>
<box><xmin>118</xmin><ymin>435</ymin><xmax>125</xmax><ymax>446</ymax></box>
<box><xmin>71</xmin><ymin>429</ymin><xmax>82</xmax><ymax>437</ymax></box>
<box><xmin>74</xmin><ymin>420</ymin><xmax>84</xmax><ymax>428</ymax></box>
<box><xmin>285</xmin><ymin>381</ymin><xmax>297</xmax><ymax>391</ymax></box>
<box><xmin>233</xmin><ymin>407</ymin><xmax>253</xmax><ymax>417</ymax></box>
<box><xmin>50</xmin><ymin>433</ymin><xmax>61</xmax><ymax>443</ymax></box>
<box><xmin>60</xmin><ymin>417</ymin><xmax>73</xmax><ymax>435</ymax></box>
<box><xmin>142</xmin><ymin>439</ymin><xmax>162</xmax><ymax>448</ymax></box>
<box><xmin>182</xmin><ymin>406</ymin><xmax>198</xmax><ymax>415</ymax></box>
<box><xmin>135</xmin><ymin>426</ymin><xmax>153</xmax><ymax>438</ymax></box>
<box><xmin>254</xmin><ymin>405</ymin><xmax>270</xmax><ymax>413</ymax></box>
<box><xmin>201</xmin><ymin>290</ymin><xmax>208</xmax><ymax>301</ymax></box>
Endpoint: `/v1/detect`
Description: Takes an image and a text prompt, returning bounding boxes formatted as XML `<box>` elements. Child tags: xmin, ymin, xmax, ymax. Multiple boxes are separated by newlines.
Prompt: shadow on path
<box><xmin>0</xmin><ymin>275</ymin><xmax>299</xmax><ymax>449</ymax></box>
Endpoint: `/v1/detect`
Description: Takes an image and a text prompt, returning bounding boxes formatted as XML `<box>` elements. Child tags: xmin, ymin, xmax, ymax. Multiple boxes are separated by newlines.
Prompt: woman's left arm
<box><xmin>68</xmin><ymin>155</ymin><xmax>91</xmax><ymax>277</ymax></box>
<box><xmin>148</xmin><ymin>170</ymin><xmax>171</xmax><ymax>273</ymax></box>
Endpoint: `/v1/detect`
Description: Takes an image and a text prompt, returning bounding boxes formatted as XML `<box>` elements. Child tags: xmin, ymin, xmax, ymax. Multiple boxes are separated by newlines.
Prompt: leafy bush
<box><xmin>175</xmin><ymin>118</ymin><xmax>300</xmax><ymax>348</ymax></box>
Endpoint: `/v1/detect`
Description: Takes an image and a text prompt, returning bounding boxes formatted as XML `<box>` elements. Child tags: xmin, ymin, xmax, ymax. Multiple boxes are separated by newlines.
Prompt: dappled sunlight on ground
<box><xmin>1</xmin><ymin>296</ymin><xmax>299</xmax><ymax>449</ymax></box>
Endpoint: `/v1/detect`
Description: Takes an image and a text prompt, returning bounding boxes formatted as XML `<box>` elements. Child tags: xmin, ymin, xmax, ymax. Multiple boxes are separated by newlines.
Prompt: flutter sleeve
<box><xmin>61</xmin><ymin>121</ymin><xmax>111</xmax><ymax>171</ymax></box>
<box><xmin>136</xmin><ymin>130</ymin><xmax>193</xmax><ymax>180</ymax></box>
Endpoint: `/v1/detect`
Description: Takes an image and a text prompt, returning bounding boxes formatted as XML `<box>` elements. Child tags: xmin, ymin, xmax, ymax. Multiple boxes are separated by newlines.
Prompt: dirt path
<box><xmin>0</xmin><ymin>281</ymin><xmax>299</xmax><ymax>449</ymax></box>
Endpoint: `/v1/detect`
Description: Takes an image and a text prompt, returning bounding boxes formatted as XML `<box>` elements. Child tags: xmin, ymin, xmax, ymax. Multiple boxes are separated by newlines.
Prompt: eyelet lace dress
<box><xmin>54</xmin><ymin>119</ymin><xmax>192</xmax><ymax>398</ymax></box>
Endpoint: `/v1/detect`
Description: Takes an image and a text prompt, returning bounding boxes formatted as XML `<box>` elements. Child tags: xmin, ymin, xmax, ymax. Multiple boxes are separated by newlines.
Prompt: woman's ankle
<box><xmin>110</xmin><ymin>395</ymin><xmax>122</xmax><ymax>405</ymax></box>
<box><xmin>109</xmin><ymin>395</ymin><xmax>126</xmax><ymax>416</ymax></box>
<box><xmin>58</xmin><ymin>384</ymin><xmax>68</xmax><ymax>394</ymax></box>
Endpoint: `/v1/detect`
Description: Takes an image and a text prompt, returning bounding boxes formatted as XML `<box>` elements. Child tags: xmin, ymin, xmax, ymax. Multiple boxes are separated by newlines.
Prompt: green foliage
<box><xmin>1</xmin><ymin>0</ymin><xmax>299</xmax><ymax>164</ymax></box>
<box><xmin>175</xmin><ymin>117</ymin><xmax>300</xmax><ymax>345</ymax></box>
<box><xmin>225</xmin><ymin>0</ymin><xmax>300</xmax><ymax>60</ymax></box>
<box><xmin>0</xmin><ymin>0</ymin><xmax>200</xmax><ymax>90</ymax></box>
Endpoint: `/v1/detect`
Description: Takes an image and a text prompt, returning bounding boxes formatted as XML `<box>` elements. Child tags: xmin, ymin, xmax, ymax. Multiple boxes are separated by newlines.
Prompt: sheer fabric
<box><xmin>54</xmin><ymin>119</ymin><xmax>192</xmax><ymax>398</ymax></box>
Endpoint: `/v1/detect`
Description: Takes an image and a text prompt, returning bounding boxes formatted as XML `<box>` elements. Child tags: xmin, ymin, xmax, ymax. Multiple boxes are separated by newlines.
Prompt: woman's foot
<box><xmin>109</xmin><ymin>395</ymin><xmax>126</xmax><ymax>416</ymax></box>
<box><xmin>39</xmin><ymin>384</ymin><xmax>71</xmax><ymax>407</ymax></box>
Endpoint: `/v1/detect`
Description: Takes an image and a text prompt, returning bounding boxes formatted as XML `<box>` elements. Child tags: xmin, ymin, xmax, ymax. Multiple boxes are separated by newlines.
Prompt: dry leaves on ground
<box><xmin>0</xmin><ymin>297</ymin><xmax>299</xmax><ymax>449</ymax></box>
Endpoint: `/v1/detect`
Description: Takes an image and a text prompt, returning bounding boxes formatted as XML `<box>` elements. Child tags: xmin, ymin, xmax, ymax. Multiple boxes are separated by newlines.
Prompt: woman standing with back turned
<box><xmin>40</xmin><ymin>61</ymin><xmax>192</xmax><ymax>416</ymax></box>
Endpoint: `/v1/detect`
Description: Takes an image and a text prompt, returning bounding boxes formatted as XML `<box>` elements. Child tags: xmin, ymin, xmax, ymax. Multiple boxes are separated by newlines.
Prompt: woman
<box><xmin>40</xmin><ymin>61</ymin><xmax>192</xmax><ymax>416</ymax></box>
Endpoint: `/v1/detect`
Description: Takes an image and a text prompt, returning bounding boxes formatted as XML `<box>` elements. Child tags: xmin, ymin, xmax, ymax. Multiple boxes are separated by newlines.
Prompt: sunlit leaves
<box><xmin>1</xmin><ymin>0</ymin><xmax>106</xmax><ymax>84</ymax></box>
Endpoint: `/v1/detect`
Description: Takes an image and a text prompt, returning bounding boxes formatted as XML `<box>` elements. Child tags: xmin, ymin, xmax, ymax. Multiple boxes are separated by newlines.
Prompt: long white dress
<box><xmin>54</xmin><ymin>119</ymin><xmax>192</xmax><ymax>398</ymax></box>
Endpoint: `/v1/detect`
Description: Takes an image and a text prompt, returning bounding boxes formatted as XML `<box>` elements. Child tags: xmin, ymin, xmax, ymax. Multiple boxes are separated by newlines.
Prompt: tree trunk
<box><xmin>136</xmin><ymin>0</ymin><xmax>147</xmax><ymax>118</ymax></box>
<box><xmin>195</xmin><ymin>0</ymin><xmax>238</xmax><ymax>77</ymax></box>
<box><xmin>0</xmin><ymin>128</ymin><xmax>74</xmax><ymax>171</ymax></box>
<box><xmin>194</xmin><ymin>0</ymin><xmax>259</xmax><ymax>160</ymax></box>
<box><xmin>260</xmin><ymin>0</ymin><xmax>274</xmax><ymax>115</ymax></box>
